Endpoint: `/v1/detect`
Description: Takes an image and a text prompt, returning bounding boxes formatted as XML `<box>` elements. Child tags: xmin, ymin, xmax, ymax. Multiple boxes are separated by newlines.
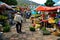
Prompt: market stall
<box><xmin>0</xmin><ymin>1</ymin><xmax>13</xmax><ymax>32</ymax></box>
<box><xmin>30</xmin><ymin>6</ymin><xmax>60</xmax><ymax>35</ymax></box>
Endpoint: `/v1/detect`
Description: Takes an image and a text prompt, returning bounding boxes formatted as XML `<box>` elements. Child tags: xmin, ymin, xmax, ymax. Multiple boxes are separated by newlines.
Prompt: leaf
<box><xmin>45</xmin><ymin>0</ymin><xmax>55</xmax><ymax>6</ymax></box>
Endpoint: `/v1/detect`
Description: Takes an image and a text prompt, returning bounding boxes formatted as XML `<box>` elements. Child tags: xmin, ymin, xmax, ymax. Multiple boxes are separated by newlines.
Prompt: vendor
<box><xmin>30</xmin><ymin>16</ymin><xmax>35</xmax><ymax>24</ymax></box>
<box><xmin>41</xmin><ymin>14</ymin><xmax>45</xmax><ymax>20</ymax></box>
<box><xmin>48</xmin><ymin>17</ymin><xmax>55</xmax><ymax>28</ymax></box>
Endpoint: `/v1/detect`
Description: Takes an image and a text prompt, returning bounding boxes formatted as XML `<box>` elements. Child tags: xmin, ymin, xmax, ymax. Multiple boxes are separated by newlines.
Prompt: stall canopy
<box><xmin>35</xmin><ymin>6</ymin><xmax>58</xmax><ymax>11</ymax></box>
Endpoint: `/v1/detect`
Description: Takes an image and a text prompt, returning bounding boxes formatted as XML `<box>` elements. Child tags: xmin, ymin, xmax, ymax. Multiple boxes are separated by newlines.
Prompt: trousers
<box><xmin>16</xmin><ymin>22</ymin><xmax>22</xmax><ymax>33</ymax></box>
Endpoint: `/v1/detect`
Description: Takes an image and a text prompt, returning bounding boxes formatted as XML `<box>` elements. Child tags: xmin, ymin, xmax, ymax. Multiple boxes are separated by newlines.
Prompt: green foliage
<box><xmin>43</xmin><ymin>30</ymin><xmax>51</xmax><ymax>35</ymax></box>
<box><xmin>3</xmin><ymin>26</ymin><xmax>10</xmax><ymax>32</ymax></box>
<box><xmin>0</xmin><ymin>0</ymin><xmax>17</xmax><ymax>5</ymax></box>
<box><xmin>55</xmin><ymin>18</ymin><xmax>59</xmax><ymax>24</ymax></box>
<box><xmin>41</xmin><ymin>27</ymin><xmax>51</xmax><ymax>35</ymax></box>
<box><xmin>41</xmin><ymin>27</ymin><xmax>46</xmax><ymax>31</ymax></box>
<box><xmin>30</xmin><ymin>27</ymin><xmax>35</xmax><ymax>31</ymax></box>
<box><xmin>44</xmin><ymin>0</ymin><xmax>55</xmax><ymax>6</ymax></box>
<box><xmin>3</xmin><ymin>22</ymin><xmax>10</xmax><ymax>32</ymax></box>
<box><xmin>0</xmin><ymin>15</ymin><xmax>8</xmax><ymax>20</ymax></box>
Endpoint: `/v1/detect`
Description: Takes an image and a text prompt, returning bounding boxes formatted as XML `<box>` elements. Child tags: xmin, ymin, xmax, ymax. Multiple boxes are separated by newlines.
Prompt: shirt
<box><xmin>14</xmin><ymin>14</ymin><xmax>23</xmax><ymax>23</ymax></box>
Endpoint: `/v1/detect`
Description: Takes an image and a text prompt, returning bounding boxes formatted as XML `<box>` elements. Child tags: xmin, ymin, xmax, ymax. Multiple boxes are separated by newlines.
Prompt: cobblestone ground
<box><xmin>3</xmin><ymin>19</ymin><xmax>60</xmax><ymax>40</ymax></box>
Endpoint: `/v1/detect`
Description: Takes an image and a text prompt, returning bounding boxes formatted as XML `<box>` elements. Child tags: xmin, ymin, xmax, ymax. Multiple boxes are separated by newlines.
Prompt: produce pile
<box><xmin>0</xmin><ymin>13</ymin><xmax>10</xmax><ymax>32</ymax></box>
<box><xmin>0</xmin><ymin>15</ymin><xmax>8</xmax><ymax>20</ymax></box>
<box><xmin>3</xmin><ymin>22</ymin><xmax>10</xmax><ymax>32</ymax></box>
<box><xmin>30</xmin><ymin>13</ymin><xmax>60</xmax><ymax>35</ymax></box>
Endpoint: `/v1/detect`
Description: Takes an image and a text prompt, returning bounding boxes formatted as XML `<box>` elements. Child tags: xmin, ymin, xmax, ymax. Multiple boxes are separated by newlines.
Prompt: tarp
<box><xmin>35</xmin><ymin>6</ymin><xmax>57</xmax><ymax>11</ymax></box>
<box><xmin>0</xmin><ymin>1</ymin><xmax>12</xmax><ymax>9</ymax></box>
<box><xmin>31</xmin><ymin>10</ymin><xmax>37</xmax><ymax>15</ymax></box>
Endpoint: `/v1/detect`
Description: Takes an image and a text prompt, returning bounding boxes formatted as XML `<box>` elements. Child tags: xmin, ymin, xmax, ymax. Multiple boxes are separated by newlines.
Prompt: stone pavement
<box><xmin>3</xmin><ymin>19</ymin><xmax>60</xmax><ymax>40</ymax></box>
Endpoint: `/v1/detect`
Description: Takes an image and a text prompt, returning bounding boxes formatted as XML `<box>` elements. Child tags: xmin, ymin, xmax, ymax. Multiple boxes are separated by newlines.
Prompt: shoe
<box><xmin>19</xmin><ymin>32</ymin><xmax>22</xmax><ymax>34</ymax></box>
<box><xmin>17</xmin><ymin>32</ymin><xmax>19</xmax><ymax>33</ymax></box>
<box><xmin>19</xmin><ymin>32</ymin><xmax>26</xmax><ymax>34</ymax></box>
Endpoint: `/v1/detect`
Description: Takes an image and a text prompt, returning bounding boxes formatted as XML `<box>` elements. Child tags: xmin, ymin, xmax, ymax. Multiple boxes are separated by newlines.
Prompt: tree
<box><xmin>0</xmin><ymin>0</ymin><xmax>17</xmax><ymax>5</ymax></box>
<box><xmin>44</xmin><ymin>0</ymin><xmax>55</xmax><ymax>7</ymax></box>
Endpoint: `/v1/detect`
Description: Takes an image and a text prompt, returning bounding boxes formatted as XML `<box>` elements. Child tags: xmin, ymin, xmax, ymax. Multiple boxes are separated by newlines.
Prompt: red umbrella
<box><xmin>56</xmin><ymin>6</ymin><xmax>60</xmax><ymax>9</ymax></box>
<box><xmin>35</xmin><ymin>6</ymin><xmax>57</xmax><ymax>11</ymax></box>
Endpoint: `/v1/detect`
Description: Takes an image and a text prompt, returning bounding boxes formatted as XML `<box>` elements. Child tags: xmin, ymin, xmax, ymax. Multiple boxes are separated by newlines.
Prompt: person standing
<box><xmin>26</xmin><ymin>11</ymin><xmax>31</xmax><ymax>19</ymax></box>
<box><xmin>14</xmin><ymin>12</ymin><xmax>23</xmax><ymax>33</ymax></box>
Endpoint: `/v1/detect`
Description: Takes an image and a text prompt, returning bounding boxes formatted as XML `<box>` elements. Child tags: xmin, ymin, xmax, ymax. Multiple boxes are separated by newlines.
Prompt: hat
<box><xmin>17</xmin><ymin>12</ymin><xmax>20</xmax><ymax>14</ymax></box>
<box><xmin>17</xmin><ymin>12</ymin><xmax>21</xmax><ymax>15</ymax></box>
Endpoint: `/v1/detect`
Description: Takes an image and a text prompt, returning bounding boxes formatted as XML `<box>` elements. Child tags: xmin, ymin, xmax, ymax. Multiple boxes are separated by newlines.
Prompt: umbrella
<box><xmin>54</xmin><ymin>1</ymin><xmax>60</xmax><ymax>6</ymax></box>
<box><xmin>35</xmin><ymin>6</ymin><xmax>57</xmax><ymax>12</ymax></box>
